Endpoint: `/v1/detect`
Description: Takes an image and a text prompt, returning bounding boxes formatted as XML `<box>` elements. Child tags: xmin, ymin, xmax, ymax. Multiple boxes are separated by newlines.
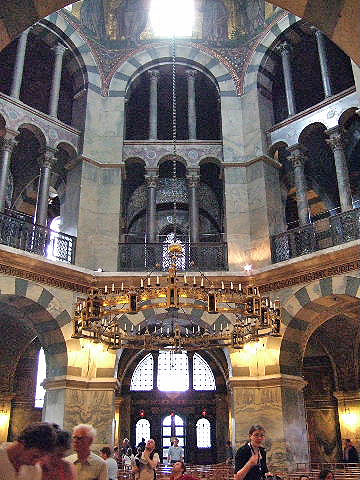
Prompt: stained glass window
<box><xmin>35</xmin><ymin>348</ymin><xmax>46</xmax><ymax>408</ymax></box>
<box><xmin>136</xmin><ymin>419</ymin><xmax>151</xmax><ymax>446</ymax></box>
<box><xmin>196</xmin><ymin>418</ymin><xmax>211</xmax><ymax>448</ymax></box>
<box><xmin>193</xmin><ymin>353</ymin><xmax>216</xmax><ymax>390</ymax></box>
<box><xmin>130</xmin><ymin>353</ymin><xmax>154</xmax><ymax>391</ymax></box>
<box><xmin>157</xmin><ymin>350</ymin><xmax>189</xmax><ymax>391</ymax></box>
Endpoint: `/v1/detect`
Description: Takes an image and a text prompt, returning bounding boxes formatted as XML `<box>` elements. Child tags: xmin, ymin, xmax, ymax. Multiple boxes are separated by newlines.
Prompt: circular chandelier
<box><xmin>73</xmin><ymin>244</ymin><xmax>281</xmax><ymax>351</ymax></box>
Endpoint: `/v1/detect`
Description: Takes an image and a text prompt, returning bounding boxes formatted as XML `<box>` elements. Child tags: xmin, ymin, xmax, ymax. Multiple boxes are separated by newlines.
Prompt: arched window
<box><xmin>196</xmin><ymin>418</ymin><xmax>211</xmax><ymax>448</ymax></box>
<box><xmin>162</xmin><ymin>414</ymin><xmax>185</xmax><ymax>460</ymax></box>
<box><xmin>157</xmin><ymin>350</ymin><xmax>189</xmax><ymax>391</ymax></box>
<box><xmin>130</xmin><ymin>350</ymin><xmax>216</xmax><ymax>392</ymax></box>
<box><xmin>136</xmin><ymin>419</ymin><xmax>151</xmax><ymax>446</ymax></box>
<box><xmin>130</xmin><ymin>354</ymin><xmax>154</xmax><ymax>391</ymax></box>
<box><xmin>193</xmin><ymin>353</ymin><xmax>216</xmax><ymax>390</ymax></box>
<box><xmin>35</xmin><ymin>348</ymin><xmax>46</xmax><ymax>408</ymax></box>
<box><xmin>150</xmin><ymin>0</ymin><xmax>194</xmax><ymax>37</ymax></box>
<box><xmin>46</xmin><ymin>216</ymin><xmax>61</xmax><ymax>261</ymax></box>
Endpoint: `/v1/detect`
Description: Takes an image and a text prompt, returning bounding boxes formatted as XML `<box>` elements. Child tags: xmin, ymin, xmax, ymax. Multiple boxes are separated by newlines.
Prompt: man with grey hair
<box><xmin>66</xmin><ymin>424</ymin><xmax>108</xmax><ymax>480</ymax></box>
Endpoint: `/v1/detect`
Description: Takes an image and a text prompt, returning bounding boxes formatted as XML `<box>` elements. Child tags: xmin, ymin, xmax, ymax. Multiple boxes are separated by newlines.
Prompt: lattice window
<box><xmin>193</xmin><ymin>353</ymin><xmax>216</xmax><ymax>391</ymax></box>
<box><xmin>150</xmin><ymin>0</ymin><xmax>194</xmax><ymax>38</ymax></box>
<box><xmin>35</xmin><ymin>348</ymin><xmax>46</xmax><ymax>408</ymax></box>
<box><xmin>157</xmin><ymin>350</ymin><xmax>189</xmax><ymax>391</ymax></box>
<box><xmin>196</xmin><ymin>418</ymin><xmax>211</xmax><ymax>448</ymax></box>
<box><xmin>130</xmin><ymin>353</ymin><xmax>154</xmax><ymax>391</ymax></box>
<box><xmin>136</xmin><ymin>419</ymin><xmax>151</xmax><ymax>446</ymax></box>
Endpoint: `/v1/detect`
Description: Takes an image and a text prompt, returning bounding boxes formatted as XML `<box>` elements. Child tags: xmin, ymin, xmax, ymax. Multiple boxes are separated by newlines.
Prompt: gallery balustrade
<box><xmin>271</xmin><ymin>207</ymin><xmax>360</xmax><ymax>263</ymax></box>
<box><xmin>0</xmin><ymin>209</ymin><xmax>76</xmax><ymax>263</ymax></box>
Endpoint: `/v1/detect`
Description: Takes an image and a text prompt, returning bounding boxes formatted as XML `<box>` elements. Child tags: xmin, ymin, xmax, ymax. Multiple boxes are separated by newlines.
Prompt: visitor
<box><xmin>319</xmin><ymin>470</ymin><xmax>334</xmax><ymax>480</ymax></box>
<box><xmin>234</xmin><ymin>425</ymin><xmax>271</xmax><ymax>480</ymax></box>
<box><xmin>66</xmin><ymin>424</ymin><xmax>108</xmax><ymax>480</ymax></box>
<box><xmin>42</xmin><ymin>427</ymin><xmax>77</xmax><ymax>480</ymax></box>
<box><xmin>167</xmin><ymin>438</ymin><xmax>184</xmax><ymax>464</ymax></box>
<box><xmin>0</xmin><ymin>422</ymin><xmax>57</xmax><ymax>480</ymax></box>
<box><xmin>225</xmin><ymin>440</ymin><xmax>234</xmax><ymax>465</ymax></box>
<box><xmin>169</xmin><ymin>461</ymin><xmax>198</xmax><ymax>480</ymax></box>
<box><xmin>132</xmin><ymin>438</ymin><xmax>159</xmax><ymax>480</ymax></box>
<box><xmin>122</xmin><ymin>447</ymin><xmax>134</xmax><ymax>470</ymax></box>
<box><xmin>100</xmin><ymin>447</ymin><xmax>118</xmax><ymax>480</ymax></box>
<box><xmin>344</xmin><ymin>439</ymin><xmax>359</xmax><ymax>463</ymax></box>
<box><xmin>120</xmin><ymin>438</ymin><xmax>130</xmax><ymax>456</ymax></box>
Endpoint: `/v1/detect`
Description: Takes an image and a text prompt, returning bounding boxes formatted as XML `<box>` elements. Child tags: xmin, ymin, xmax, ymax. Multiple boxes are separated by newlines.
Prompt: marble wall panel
<box><xmin>82</xmin><ymin>90</ymin><xmax>125</xmax><ymax>164</ymax></box>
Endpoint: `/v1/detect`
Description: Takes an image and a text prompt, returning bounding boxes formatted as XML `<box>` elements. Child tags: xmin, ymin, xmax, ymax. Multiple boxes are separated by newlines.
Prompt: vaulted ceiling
<box><xmin>0</xmin><ymin>0</ymin><xmax>359</xmax><ymax>64</ymax></box>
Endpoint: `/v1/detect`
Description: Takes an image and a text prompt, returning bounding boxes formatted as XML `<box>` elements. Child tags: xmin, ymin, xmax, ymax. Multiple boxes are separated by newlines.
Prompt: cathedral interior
<box><xmin>0</xmin><ymin>0</ymin><xmax>359</xmax><ymax>471</ymax></box>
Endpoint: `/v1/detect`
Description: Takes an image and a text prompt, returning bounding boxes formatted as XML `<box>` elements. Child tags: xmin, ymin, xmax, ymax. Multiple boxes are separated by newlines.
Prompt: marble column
<box><xmin>0</xmin><ymin>131</ymin><xmax>18</xmax><ymax>212</ymax></box>
<box><xmin>49</xmin><ymin>44</ymin><xmax>67</xmax><ymax>118</ymax></box>
<box><xmin>187</xmin><ymin>169</ymin><xmax>200</xmax><ymax>243</ymax></box>
<box><xmin>185</xmin><ymin>69</ymin><xmax>197</xmax><ymax>140</ymax></box>
<box><xmin>10</xmin><ymin>28</ymin><xmax>30</xmax><ymax>99</ymax></box>
<box><xmin>277</xmin><ymin>42</ymin><xmax>296</xmax><ymax>116</ymax></box>
<box><xmin>35</xmin><ymin>148</ymin><xmax>57</xmax><ymax>226</ymax></box>
<box><xmin>145</xmin><ymin>170</ymin><xmax>158</xmax><ymax>243</ymax></box>
<box><xmin>326</xmin><ymin>127</ymin><xmax>353</xmax><ymax>212</ymax></box>
<box><xmin>313</xmin><ymin>28</ymin><xmax>332</xmax><ymax>98</ymax></box>
<box><xmin>287</xmin><ymin>145</ymin><xmax>310</xmax><ymax>226</ymax></box>
<box><xmin>148</xmin><ymin>70</ymin><xmax>160</xmax><ymax>140</ymax></box>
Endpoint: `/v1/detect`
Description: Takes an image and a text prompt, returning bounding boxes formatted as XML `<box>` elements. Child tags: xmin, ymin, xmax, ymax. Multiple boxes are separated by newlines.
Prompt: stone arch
<box><xmin>0</xmin><ymin>277</ymin><xmax>71</xmax><ymax>380</ymax></box>
<box><xmin>243</xmin><ymin>12</ymin><xmax>299</xmax><ymax>95</ymax></box>
<box><xmin>279</xmin><ymin>274</ymin><xmax>360</xmax><ymax>377</ymax></box>
<box><xmin>44</xmin><ymin>12</ymin><xmax>98</xmax><ymax>91</ymax></box>
<box><xmin>17</xmin><ymin>123</ymin><xmax>47</xmax><ymax>148</ymax></box>
<box><xmin>109</xmin><ymin>42</ymin><xmax>237</xmax><ymax>98</ymax></box>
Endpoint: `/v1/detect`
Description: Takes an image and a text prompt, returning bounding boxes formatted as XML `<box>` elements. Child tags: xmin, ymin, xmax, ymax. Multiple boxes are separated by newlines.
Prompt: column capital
<box><xmin>38</xmin><ymin>147</ymin><xmax>57</xmax><ymax>169</ymax></box>
<box><xmin>186</xmin><ymin>168</ymin><xmax>200</xmax><ymax>187</ymax></box>
<box><xmin>333</xmin><ymin>390</ymin><xmax>360</xmax><ymax>402</ymax></box>
<box><xmin>287</xmin><ymin>145</ymin><xmax>307</xmax><ymax>168</ymax></box>
<box><xmin>145</xmin><ymin>170</ymin><xmax>159</xmax><ymax>188</ymax></box>
<box><xmin>1</xmin><ymin>130</ymin><xmax>18</xmax><ymax>153</ymax></box>
<box><xmin>325</xmin><ymin>126</ymin><xmax>346</xmax><ymax>151</ymax></box>
<box><xmin>52</xmin><ymin>43</ymin><xmax>67</xmax><ymax>57</ymax></box>
<box><xmin>276</xmin><ymin>41</ymin><xmax>292</xmax><ymax>56</ymax></box>
<box><xmin>148</xmin><ymin>69</ymin><xmax>160</xmax><ymax>81</ymax></box>
<box><xmin>185</xmin><ymin>69</ymin><xmax>197</xmax><ymax>79</ymax></box>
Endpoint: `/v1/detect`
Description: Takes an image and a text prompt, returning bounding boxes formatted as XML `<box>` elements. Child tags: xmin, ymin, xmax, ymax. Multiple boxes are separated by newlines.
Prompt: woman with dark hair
<box><xmin>42</xmin><ymin>428</ymin><xmax>76</xmax><ymax>480</ymax></box>
<box><xmin>319</xmin><ymin>470</ymin><xmax>334</xmax><ymax>480</ymax></box>
<box><xmin>235</xmin><ymin>425</ymin><xmax>271</xmax><ymax>480</ymax></box>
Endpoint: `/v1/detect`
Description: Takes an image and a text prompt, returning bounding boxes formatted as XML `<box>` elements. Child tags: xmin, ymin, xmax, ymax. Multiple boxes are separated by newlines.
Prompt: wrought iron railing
<box><xmin>0</xmin><ymin>211</ymin><xmax>76</xmax><ymax>264</ymax></box>
<box><xmin>118</xmin><ymin>241</ymin><xmax>228</xmax><ymax>271</ymax></box>
<box><xmin>271</xmin><ymin>208</ymin><xmax>360</xmax><ymax>263</ymax></box>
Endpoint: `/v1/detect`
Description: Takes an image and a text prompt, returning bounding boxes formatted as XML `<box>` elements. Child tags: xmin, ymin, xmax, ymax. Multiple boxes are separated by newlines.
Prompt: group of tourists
<box><xmin>0</xmin><ymin>422</ymin><xmax>358</xmax><ymax>480</ymax></box>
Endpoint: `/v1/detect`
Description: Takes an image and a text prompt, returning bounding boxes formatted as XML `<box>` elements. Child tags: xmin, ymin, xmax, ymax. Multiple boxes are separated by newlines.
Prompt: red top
<box><xmin>169</xmin><ymin>475</ymin><xmax>199</xmax><ymax>480</ymax></box>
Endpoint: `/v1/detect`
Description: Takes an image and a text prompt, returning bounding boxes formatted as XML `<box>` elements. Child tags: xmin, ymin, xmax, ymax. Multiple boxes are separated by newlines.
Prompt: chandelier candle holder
<box><xmin>73</xmin><ymin>244</ymin><xmax>281</xmax><ymax>351</ymax></box>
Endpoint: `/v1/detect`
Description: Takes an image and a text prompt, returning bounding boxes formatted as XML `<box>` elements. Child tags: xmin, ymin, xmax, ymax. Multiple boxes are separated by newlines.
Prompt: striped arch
<box><xmin>243</xmin><ymin>12</ymin><xmax>299</xmax><ymax>95</ymax></box>
<box><xmin>44</xmin><ymin>11</ymin><xmax>100</xmax><ymax>94</ymax></box>
<box><xmin>0</xmin><ymin>276</ymin><xmax>71</xmax><ymax>378</ymax></box>
<box><xmin>109</xmin><ymin>43</ymin><xmax>237</xmax><ymax>98</ymax></box>
<box><xmin>279</xmin><ymin>274</ymin><xmax>360</xmax><ymax>377</ymax></box>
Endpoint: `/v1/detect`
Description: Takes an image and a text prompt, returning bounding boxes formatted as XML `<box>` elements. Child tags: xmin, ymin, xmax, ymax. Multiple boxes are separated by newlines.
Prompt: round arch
<box><xmin>279</xmin><ymin>274</ymin><xmax>360</xmax><ymax>377</ymax></box>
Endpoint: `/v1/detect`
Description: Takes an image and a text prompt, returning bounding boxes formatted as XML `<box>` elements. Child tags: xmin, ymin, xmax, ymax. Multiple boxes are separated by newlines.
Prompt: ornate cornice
<box><xmin>0</xmin><ymin>241</ymin><xmax>358</xmax><ymax>294</ymax></box>
<box><xmin>44</xmin><ymin>376</ymin><xmax>119</xmax><ymax>391</ymax></box>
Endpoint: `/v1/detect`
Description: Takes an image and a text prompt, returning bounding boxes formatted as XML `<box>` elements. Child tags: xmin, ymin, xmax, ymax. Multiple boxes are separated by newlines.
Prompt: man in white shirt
<box><xmin>66</xmin><ymin>424</ymin><xmax>108</xmax><ymax>480</ymax></box>
<box><xmin>167</xmin><ymin>438</ymin><xmax>184</xmax><ymax>464</ymax></box>
<box><xmin>0</xmin><ymin>422</ymin><xmax>57</xmax><ymax>480</ymax></box>
<box><xmin>100</xmin><ymin>447</ymin><xmax>118</xmax><ymax>480</ymax></box>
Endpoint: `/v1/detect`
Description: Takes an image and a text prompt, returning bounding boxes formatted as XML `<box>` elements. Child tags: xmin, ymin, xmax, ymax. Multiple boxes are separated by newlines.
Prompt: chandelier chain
<box><xmin>172</xmin><ymin>36</ymin><xmax>177</xmax><ymax>240</ymax></box>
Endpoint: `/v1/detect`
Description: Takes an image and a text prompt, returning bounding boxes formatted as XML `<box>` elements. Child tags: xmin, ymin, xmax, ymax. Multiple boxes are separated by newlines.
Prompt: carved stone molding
<box><xmin>228</xmin><ymin>374</ymin><xmax>307</xmax><ymax>390</ymax></box>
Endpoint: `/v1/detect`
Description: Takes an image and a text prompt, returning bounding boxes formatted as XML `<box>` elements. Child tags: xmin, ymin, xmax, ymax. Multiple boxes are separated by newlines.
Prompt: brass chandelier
<box><xmin>73</xmin><ymin>244</ymin><xmax>281</xmax><ymax>351</ymax></box>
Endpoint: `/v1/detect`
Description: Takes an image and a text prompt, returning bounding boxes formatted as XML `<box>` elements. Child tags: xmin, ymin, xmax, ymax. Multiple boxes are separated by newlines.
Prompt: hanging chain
<box><xmin>172</xmin><ymin>35</ymin><xmax>177</xmax><ymax>241</ymax></box>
